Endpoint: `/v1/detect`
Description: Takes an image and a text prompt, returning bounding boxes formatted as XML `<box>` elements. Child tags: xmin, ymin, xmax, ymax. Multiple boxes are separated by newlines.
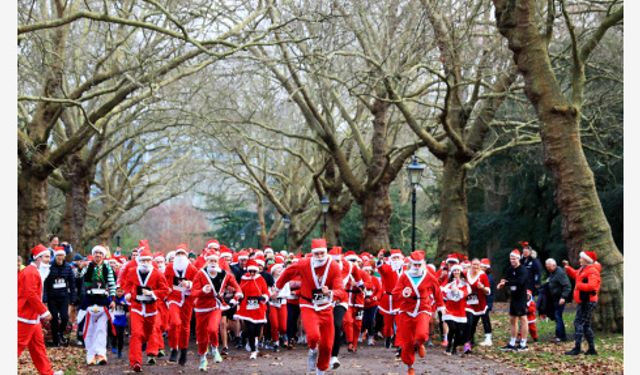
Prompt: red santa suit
<box><xmin>164</xmin><ymin>245</ymin><xmax>198</xmax><ymax>351</ymax></box>
<box><xmin>147</xmin><ymin>254</ymin><xmax>169</xmax><ymax>356</ymax></box>
<box><xmin>267</xmin><ymin>261</ymin><xmax>288</xmax><ymax>343</ymax></box>
<box><xmin>122</xmin><ymin>249</ymin><xmax>170</xmax><ymax>370</ymax></box>
<box><xmin>376</xmin><ymin>249</ymin><xmax>405</xmax><ymax>341</ymax></box>
<box><xmin>276</xmin><ymin>239</ymin><xmax>346</xmax><ymax>373</ymax></box>
<box><xmin>526</xmin><ymin>291</ymin><xmax>538</xmax><ymax>340</ymax></box>
<box><xmin>233</xmin><ymin>265</ymin><xmax>270</xmax><ymax>324</ymax></box>
<box><xmin>343</xmin><ymin>253</ymin><xmax>372</xmax><ymax>352</ymax></box>
<box><xmin>192</xmin><ymin>254</ymin><xmax>242</xmax><ymax>356</ymax></box>
<box><xmin>18</xmin><ymin>245</ymin><xmax>56</xmax><ymax>375</ymax></box>
<box><xmin>391</xmin><ymin>251</ymin><xmax>444</xmax><ymax>370</ymax></box>
<box><xmin>464</xmin><ymin>269</ymin><xmax>491</xmax><ymax>316</ymax></box>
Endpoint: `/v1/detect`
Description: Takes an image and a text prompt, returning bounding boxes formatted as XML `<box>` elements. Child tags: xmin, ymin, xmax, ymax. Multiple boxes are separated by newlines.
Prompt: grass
<box><xmin>474</xmin><ymin>309</ymin><xmax>624</xmax><ymax>374</ymax></box>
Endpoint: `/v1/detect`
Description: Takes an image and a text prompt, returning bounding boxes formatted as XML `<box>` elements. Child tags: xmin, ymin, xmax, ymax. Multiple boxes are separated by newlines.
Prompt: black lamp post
<box><xmin>116</xmin><ymin>235</ymin><xmax>121</xmax><ymax>247</ymax></box>
<box><xmin>407</xmin><ymin>155</ymin><xmax>425</xmax><ymax>252</ymax></box>
<box><xmin>283</xmin><ymin>214</ymin><xmax>291</xmax><ymax>250</ymax></box>
<box><xmin>320</xmin><ymin>196</ymin><xmax>330</xmax><ymax>237</ymax></box>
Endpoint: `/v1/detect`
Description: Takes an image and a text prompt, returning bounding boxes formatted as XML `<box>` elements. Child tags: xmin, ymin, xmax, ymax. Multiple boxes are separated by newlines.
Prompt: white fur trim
<box><xmin>91</xmin><ymin>245</ymin><xmax>107</xmax><ymax>256</ymax></box>
<box><xmin>579</xmin><ymin>251</ymin><xmax>593</xmax><ymax>263</ymax></box>
<box><xmin>311</xmin><ymin>247</ymin><xmax>327</xmax><ymax>253</ymax></box>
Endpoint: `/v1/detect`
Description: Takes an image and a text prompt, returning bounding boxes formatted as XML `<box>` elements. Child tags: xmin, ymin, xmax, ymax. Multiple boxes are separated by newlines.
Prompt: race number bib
<box><xmin>53</xmin><ymin>278</ymin><xmax>66</xmax><ymax>289</ymax></box>
<box><xmin>114</xmin><ymin>306</ymin><xmax>126</xmax><ymax>316</ymax></box>
<box><xmin>355</xmin><ymin>310</ymin><xmax>364</xmax><ymax>321</ymax></box>
<box><xmin>467</xmin><ymin>294</ymin><xmax>479</xmax><ymax>305</ymax></box>
<box><xmin>246</xmin><ymin>298</ymin><xmax>260</xmax><ymax>310</ymax></box>
<box><xmin>312</xmin><ymin>290</ymin><xmax>330</xmax><ymax>305</ymax></box>
<box><xmin>510</xmin><ymin>286</ymin><xmax>517</xmax><ymax>291</ymax></box>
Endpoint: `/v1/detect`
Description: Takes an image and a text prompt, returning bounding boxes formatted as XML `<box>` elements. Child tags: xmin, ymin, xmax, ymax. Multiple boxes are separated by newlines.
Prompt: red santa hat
<box><xmin>203</xmin><ymin>248</ymin><xmax>219</xmax><ymax>261</ymax></box>
<box><xmin>92</xmin><ymin>245</ymin><xmax>107</xmax><ymax>256</ymax></box>
<box><xmin>269</xmin><ymin>257</ymin><xmax>285</xmax><ymax>274</ymax></box>
<box><xmin>390</xmin><ymin>249</ymin><xmax>403</xmax><ymax>259</ymax></box>
<box><xmin>175</xmin><ymin>243</ymin><xmax>189</xmax><ymax>256</ymax></box>
<box><xmin>311</xmin><ymin>238</ymin><xmax>327</xmax><ymax>253</ymax></box>
<box><xmin>219</xmin><ymin>245</ymin><xmax>233</xmax><ymax>259</ymax></box>
<box><xmin>446</xmin><ymin>254</ymin><xmax>460</xmax><ymax>264</ymax></box>
<box><xmin>246</xmin><ymin>259</ymin><xmax>260</xmax><ymax>272</ymax></box>
<box><xmin>449</xmin><ymin>264</ymin><xmax>463</xmax><ymax>276</ymax></box>
<box><xmin>362</xmin><ymin>260</ymin><xmax>373</xmax><ymax>271</ymax></box>
<box><xmin>526</xmin><ymin>289</ymin><xmax>533</xmax><ymax>296</ymax></box>
<box><xmin>206</xmin><ymin>239</ymin><xmax>220</xmax><ymax>250</ymax></box>
<box><xmin>409</xmin><ymin>251</ymin><xmax>425</xmax><ymax>265</ymax></box>
<box><xmin>519</xmin><ymin>241</ymin><xmax>530</xmax><ymax>248</ymax></box>
<box><xmin>153</xmin><ymin>252</ymin><xmax>165</xmax><ymax>262</ymax></box>
<box><xmin>580</xmin><ymin>250</ymin><xmax>597</xmax><ymax>263</ymax></box>
<box><xmin>329</xmin><ymin>246</ymin><xmax>342</xmax><ymax>256</ymax></box>
<box><xmin>344</xmin><ymin>251</ymin><xmax>359</xmax><ymax>262</ymax></box>
<box><xmin>427</xmin><ymin>264</ymin><xmax>436</xmax><ymax>272</ymax></box>
<box><xmin>254</xmin><ymin>255</ymin><xmax>266</xmax><ymax>267</ymax></box>
<box><xmin>31</xmin><ymin>244</ymin><xmax>49</xmax><ymax>259</ymax></box>
<box><xmin>237</xmin><ymin>250</ymin><xmax>249</xmax><ymax>260</ymax></box>
<box><xmin>480</xmin><ymin>258</ymin><xmax>491</xmax><ymax>268</ymax></box>
<box><xmin>510</xmin><ymin>249</ymin><xmax>521</xmax><ymax>258</ymax></box>
<box><xmin>264</xmin><ymin>247</ymin><xmax>274</xmax><ymax>255</ymax></box>
<box><xmin>53</xmin><ymin>246</ymin><xmax>66</xmax><ymax>257</ymax></box>
<box><xmin>462</xmin><ymin>260</ymin><xmax>471</xmax><ymax>268</ymax></box>
<box><xmin>138</xmin><ymin>248</ymin><xmax>153</xmax><ymax>261</ymax></box>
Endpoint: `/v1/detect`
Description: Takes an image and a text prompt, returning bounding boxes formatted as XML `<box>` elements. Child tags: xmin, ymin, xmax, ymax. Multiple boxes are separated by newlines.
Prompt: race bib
<box><xmin>355</xmin><ymin>310</ymin><xmax>364</xmax><ymax>321</ymax></box>
<box><xmin>312</xmin><ymin>290</ymin><xmax>330</xmax><ymax>305</ymax></box>
<box><xmin>53</xmin><ymin>278</ymin><xmax>66</xmax><ymax>289</ymax></box>
<box><xmin>90</xmin><ymin>288</ymin><xmax>107</xmax><ymax>295</ymax></box>
<box><xmin>114</xmin><ymin>306</ymin><xmax>126</xmax><ymax>316</ymax></box>
<box><xmin>467</xmin><ymin>294</ymin><xmax>479</xmax><ymax>305</ymax></box>
<box><xmin>510</xmin><ymin>286</ymin><xmax>517</xmax><ymax>291</ymax></box>
<box><xmin>136</xmin><ymin>294</ymin><xmax>153</xmax><ymax>302</ymax></box>
<box><xmin>172</xmin><ymin>285</ymin><xmax>186</xmax><ymax>292</ymax></box>
<box><xmin>246</xmin><ymin>298</ymin><xmax>260</xmax><ymax>310</ymax></box>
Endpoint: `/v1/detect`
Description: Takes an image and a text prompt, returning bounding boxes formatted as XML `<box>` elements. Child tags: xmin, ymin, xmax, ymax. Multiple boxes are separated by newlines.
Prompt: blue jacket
<box><xmin>112</xmin><ymin>296</ymin><xmax>129</xmax><ymax>327</ymax></box>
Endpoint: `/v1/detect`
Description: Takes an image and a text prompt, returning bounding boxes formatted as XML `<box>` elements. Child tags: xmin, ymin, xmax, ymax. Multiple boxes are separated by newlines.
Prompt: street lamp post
<box><xmin>283</xmin><ymin>215</ymin><xmax>291</xmax><ymax>250</ymax></box>
<box><xmin>320</xmin><ymin>196</ymin><xmax>330</xmax><ymax>237</ymax></box>
<box><xmin>407</xmin><ymin>155</ymin><xmax>425</xmax><ymax>252</ymax></box>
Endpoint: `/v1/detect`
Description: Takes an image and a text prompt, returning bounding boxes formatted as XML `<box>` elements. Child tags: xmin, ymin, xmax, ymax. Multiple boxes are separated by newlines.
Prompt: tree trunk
<box><xmin>436</xmin><ymin>155</ymin><xmax>469</xmax><ymax>260</ymax></box>
<box><xmin>360</xmin><ymin>182</ymin><xmax>392</xmax><ymax>252</ymax></box>
<box><xmin>493</xmin><ymin>0</ymin><xmax>623</xmax><ymax>332</ymax></box>
<box><xmin>18</xmin><ymin>171</ymin><xmax>49</xmax><ymax>259</ymax></box>
<box><xmin>61</xmin><ymin>156</ymin><xmax>92</xmax><ymax>250</ymax></box>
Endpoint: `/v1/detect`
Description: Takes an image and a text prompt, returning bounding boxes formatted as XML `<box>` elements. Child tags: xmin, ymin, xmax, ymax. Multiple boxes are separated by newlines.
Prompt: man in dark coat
<box><xmin>544</xmin><ymin>258</ymin><xmax>572</xmax><ymax>342</ymax></box>
<box><xmin>44</xmin><ymin>246</ymin><xmax>76</xmax><ymax>346</ymax></box>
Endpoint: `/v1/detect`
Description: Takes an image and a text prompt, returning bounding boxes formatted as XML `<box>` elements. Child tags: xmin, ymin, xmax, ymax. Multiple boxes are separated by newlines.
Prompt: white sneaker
<box><xmin>250</xmin><ymin>351</ymin><xmax>258</xmax><ymax>360</ymax></box>
<box><xmin>211</xmin><ymin>347</ymin><xmax>223</xmax><ymax>363</ymax></box>
<box><xmin>245</xmin><ymin>343</ymin><xmax>252</xmax><ymax>352</ymax></box>
<box><xmin>316</xmin><ymin>369</ymin><xmax>325</xmax><ymax>375</ymax></box>
<box><xmin>307</xmin><ymin>349</ymin><xmax>318</xmax><ymax>371</ymax></box>
<box><xmin>330</xmin><ymin>356</ymin><xmax>341</xmax><ymax>370</ymax></box>
<box><xmin>53</xmin><ymin>371</ymin><xmax>64</xmax><ymax>375</ymax></box>
<box><xmin>480</xmin><ymin>334</ymin><xmax>493</xmax><ymax>347</ymax></box>
<box><xmin>367</xmin><ymin>337</ymin><xmax>375</xmax><ymax>346</ymax></box>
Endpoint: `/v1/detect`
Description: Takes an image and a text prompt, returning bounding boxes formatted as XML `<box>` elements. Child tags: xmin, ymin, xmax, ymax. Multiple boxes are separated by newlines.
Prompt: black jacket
<box><xmin>522</xmin><ymin>256</ymin><xmax>542</xmax><ymax>293</ymax></box>
<box><xmin>505</xmin><ymin>264</ymin><xmax>529</xmax><ymax>301</ymax></box>
<box><xmin>547</xmin><ymin>267</ymin><xmax>572</xmax><ymax>300</ymax></box>
<box><xmin>43</xmin><ymin>261</ymin><xmax>76</xmax><ymax>303</ymax></box>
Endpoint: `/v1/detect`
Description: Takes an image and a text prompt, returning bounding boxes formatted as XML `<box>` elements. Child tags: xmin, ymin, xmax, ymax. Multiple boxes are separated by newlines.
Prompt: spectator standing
<box><xmin>497</xmin><ymin>249</ymin><xmax>529</xmax><ymax>352</ymax></box>
<box><xmin>519</xmin><ymin>242</ymin><xmax>542</xmax><ymax>295</ymax></box>
<box><xmin>43</xmin><ymin>246</ymin><xmax>76</xmax><ymax>346</ymax></box>
<box><xmin>544</xmin><ymin>258</ymin><xmax>571</xmax><ymax>342</ymax></box>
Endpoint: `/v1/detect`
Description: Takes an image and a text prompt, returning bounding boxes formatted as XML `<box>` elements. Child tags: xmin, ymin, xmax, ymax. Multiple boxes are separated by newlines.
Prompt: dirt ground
<box><xmin>82</xmin><ymin>342</ymin><xmax>522</xmax><ymax>375</ymax></box>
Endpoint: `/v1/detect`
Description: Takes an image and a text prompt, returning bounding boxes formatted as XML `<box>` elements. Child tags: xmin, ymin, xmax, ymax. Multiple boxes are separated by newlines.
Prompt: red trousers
<box><xmin>195</xmin><ymin>309</ymin><xmax>222</xmax><ymax>356</ymax></box>
<box><xmin>18</xmin><ymin>322</ymin><xmax>53</xmax><ymax>375</ymax></box>
<box><xmin>268</xmin><ymin>305</ymin><xmax>287</xmax><ymax>342</ymax></box>
<box><xmin>528</xmin><ymin>322</ymin><xmax>538</xmax><ymax>339</ymax></box>
<box><xmin>300</xmin><ymin>307</ymin><xmax>334</xmax><ymax>372</ymax></box>
<box><xmin>168</xmin><ymin>301</ymin><xmax>193</xmax><ymax>349</ymax></box>
<box><xmin>147</xmin><ymin>305</ymin><xmax>167</xmax><ymax>355</ymax></box>
<box><xmin>380</xmin><ymin>311</ymin><xmax>397</xmax><ymax>345</ymax></box>
<box><xmin>343</xmin><ymin>307</ymin><xmax>363</xmax><ymax>349</ymax></box>
<box><xmin>129</xmin><ymin>313</ymin><xmax>156</xmax><ymax>367</ymax></box>
<box><xmin>396</xmin><ymin>312</ymin><xmax>430</xmax><ymax>367</ymax></box>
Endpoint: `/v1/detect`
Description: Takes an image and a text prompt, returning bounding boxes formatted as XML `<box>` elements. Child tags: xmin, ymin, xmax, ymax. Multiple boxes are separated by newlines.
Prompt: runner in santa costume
<box><xmin>18</xmin><ymin>244</ymin><xmax>64</xmax><ymax>375</ymax></box>
<box><xmin>234</xmin><ymin>259</ymin><xmax>270</xmax><ymax>360</ymax></box>
<box><xmin>276</xmin><ymin>239</ymin><xmax>346</xmax><ymax>375</ymax></box>
<box><xmin>79</xmin><ymin>245</ymin><xmax>117</xmax><ymax>365</ymax></box>
<box><xmin>267</xmin><ymin>258</ymin><xmax>288</xmax><ymax>352</ymax></box>
<box><xmin>462</xmin><ymin>258</ymin><xmax>491</xmax><ymax>353</ymax></box>
<box><xmin>343</xmin><ymin>251</ymin><xmax>372</xmax><ymax>353</ymax></box>
<box><xmin>361</xmin><ymin>260</ymin><xmax>383</xmax><ymax>346</ymax></box>
<box><xmin>192</xmin><ymin>249</ymin><xmax>242</xmax><ymax>371</ymax></box>
<box><xmin>146</xmin><ymin>252</ymin><xmax>169</xmax><ymax>361</ymax></box>
<box><xmin>122</xmin><ymin>248</ymin><xmax>170</xmax><ymax>372</ymax></box>
<box><xmin>441</xmin><ymin>264</ymin><xmax>471</xmax><ymax>356</ymax></box>
<box><xmin>391</xmin><ymin>251</ymin><xmax>444</xmax><ymax>375</ymax></box>
<box><xmin>164</xmin><ymin>243</ymin><xmax>198</xmax><ymax>365</ymax></box>
<box><xmin>328</xmin><ymin>246</ymin><xmax>353</xmax><ymax>369</ymax></box>
<box><xmin>376</xmin><ymin>249</ymin><xmax>405</xmax><ymax>349</ymax></box>
<box><xmin>436</xmin><ymin>254</ymin><xmax>461</xmax><ymax>348</ymax></box>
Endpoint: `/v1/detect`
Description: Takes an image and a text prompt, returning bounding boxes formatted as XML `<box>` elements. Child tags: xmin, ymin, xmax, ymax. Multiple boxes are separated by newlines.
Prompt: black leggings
<box><xmin>286</xmin><ymin>303</ymin><xmax>301</xmax><ymax>343</ymax></box>
<box><xmin>111</xmin><ymin>325</ymin><xmax>126</xmax><ymax>352</ymax></box>
<box><xmin>331</xmin><ymin>305</ymin><xmax>347</xmax><ymax>357</ymax></box>
<box><xmin>245</xmin><ymin>321</ymin><xmax>263</xmax><ymax>352</ymax></box>
<box><xmin>482</xmin><ymin>311</ymin><xmax>492</xmax><ymax>334</ymax></box>
<box><xmin>48</xmin><ymin>298</ymin><xmax>69</xmax><ymax>343</ymax></box>
<box><xmin>446</xmin><ymin>320</ymin><xmax>467</xmax><ymax>350</ymax></box>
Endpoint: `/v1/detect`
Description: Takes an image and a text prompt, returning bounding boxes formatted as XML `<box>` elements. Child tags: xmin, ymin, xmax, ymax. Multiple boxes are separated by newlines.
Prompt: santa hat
<box><xmin>92</xmin><ymin>245</ymin><xmax>107</xmax><ymax>256</ymax></box>
<box><xmin>440</xmin><ymin>260</ymin><xmax>446</xmax><ymax>269</ymax></box>
<box><xmin>108</xmin><ymin>257</ymin><xmax>119</xmax><ymax>265</ymax></box>
<box><xmin>449</xmin><ymin>264</ymin><xmax>463</xmax><ymax>276</ymax></box>
<box><xmin>138</xmin><ymin>239</ymin><xmax>150</xmax><ymax>250</ymax></box>
<box><xmin>345</xmin><ymin>251</ymin><xmax>359</xmax><ymax>262</ymax></box>
<box><xmin>206</xmin><ymin>239</ymin><xmax>220</xmax><ymax>250</ymax></box>
<box><xmin>246</xmin><ymin>259</ymin><xmax>259</xmax><ymax>272</ymax></box>
<box><xmin>53</xmin><ymin>246</ymin><xmax>66</xmax><ymax>257</ymax></box>
<box><xmin>580</xmin><ymin>251</ymin><xmax>597</xmax><ymax>263</ymax></box>
<box><xmin>526</xmin><ymin>289</ymin><xmax>533</xmax><ymax>296</ymax></box>
<box><xmin>360</xmin><ymin>252</ymin><xmax>372</xmax><ymax>261</ymax></box>
<box><xmin>390</xmin><ymin>249</ymin><xmax>403</xmax><ymax>258</ymax></box>
<box><xmin>280</xmin><ymin>250</ymin><xmax>288</xmax><ymax>256</ymax></box>
<box><xmin>237</xmin><ymin>250</ymin><xmax>249</xmax><ymax>260</ymax></box>
<box><xmin>409</xmin><ymin>251</ymin><xmax>425</xmax><ymax>264</ymax></box>
<box><xmin>254</xmin><ymin>250</ymin><xmax>265</xmax><ymax>258</ymax></box>
<box><xmin>480</xmin><ymin>258</ymin><xmax>491</xmax><ymax>268</ymax></box>
<box><xmin>204</xmin><ymin>249</ymin><xmax>219</xmax><ymax>261</ymax></box>
<box><xmin>254</xmin><ymin>255</ymin><xmax>266</xmax><ymax>268</ymax></box>
<box><xmin>175</xmin><ymin>243</ymin><xmax>189</xmax><ymax>256</ymax></box>
<box><xmin>362</xmin><ymin>260</ymin><xmax>373</xmax><ymax>271</ymax></box>
<box><xmin>153</xmin><ymin>252</ymin><xmax>165</xmax><ymax>262</ymax></box>
<box><xmin>510</xmin><ymin>249</ymin><xmax>521</xmax><ymax>258</ymax></box>
<box><xmin>462</xmin><ymin>260</ymin><xmax>471</xmax><ymax>268</ymax></box>
<box><xmin>311</xmin><ymin>238</ymin><xmax>327</xmax><ymax>253</ymax></box>
<box><xmin>31</xmin><ymin>244</ymin><xmax>49</xmax><ymax>259</ymax></box>
<box><xmin>519</xmin><ymin>241</ymin><xmax>530</xmax><ymax>248</ymax></box>
<box><xmin>166</xmin><ymin>251</ymin><xmax>176</xmax><ymax>260</ymax></box>
<box><xmin>329</xmin><ymin>246</ymin><xmax>342</xmax><ymax>257</ymax></box>
<box><xmin>219</xmin><ymin>245</ymin><xmax>233</xmax><ymax>259</ymax></box>
<box><xmin>138</xmin><ymin>248</ymin><xmax>153</xmax><ymax>261</ymax></box>
<box><xmin>264</xmin><ymin>247</ymin><xmax>274</xmax><ymax>256</ymax></box>
<box><xmin>269</xmin><ymin>257</ymin><xmax>285</xmax><ymax>274</ymax></box>
<box><xmin>446</xmin><ymin>254</ymin><xmax>460</xmax><ymax>264</ymax></box>
<box><xmin>427</xmin><ymin>264</ymin><xmax>436</xmax><ymax>272</ymax></box>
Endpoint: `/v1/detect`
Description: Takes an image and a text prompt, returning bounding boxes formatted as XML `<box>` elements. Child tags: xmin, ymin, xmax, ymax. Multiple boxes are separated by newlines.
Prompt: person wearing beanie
<box><xmin>164</xmin><ymin>244</ymin><xmax>198</xmax><ymax>365</ymax></box>
<box><xmin>392</xmin><ymin>251</ymin><xmax>444</xmax><ymax>375</ymax></box>
<box><xmin>497</xmin><ymin>249</ymin><xmax>530</xmax><ymax>352</ymax></box>
<box><xmin>191</xmin><ymin>249</ymin><xmax>242</xmax><ymax>370</ymax></box>
<box><xmin>79</xmin><ymin>245</ymin><xmax>117</xmax><ymax>365</ymax></box>
<box><xmin>276</xmin><ymin>239</ymin><xmax>346</xmax><ymax>375</ymax></box>
<box><xmin>19</xmin><ymin>244</ymin><xmax>65</xmax><ymax>375</ymax></box>
<box><xmin>563</xmin><ymin>250</ymin><xmax>601</xmax><ymax>356</ymax></box>
<box><xmin>43</xmin><ymin>246</ymin><xmax>76</xmax><ymax>347</ymax></box>
<box><xmin>234</xmin><ymin>259</ymin><xmax>270</xmax><ymax>360</ymax></box>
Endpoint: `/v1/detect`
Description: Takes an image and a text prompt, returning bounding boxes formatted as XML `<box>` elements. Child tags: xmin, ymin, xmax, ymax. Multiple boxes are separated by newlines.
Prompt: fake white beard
<box><xmin>207</xmin><ymin>265</ymin><xmax>221</xmax><ymax>276</ymax></box>
<box><xmin>312</xmin><ymin>255</ymin><xmax>328</xmax><ymax>268</ymax></box>
<box><xmin>407</xmin><ymin>266</ymin><xmax>424</xmax><ymax>277</ymax></box>
<box><xmin>137</xmin><ymin>263</ymin><xmax>152</xmax><ymax>273</ymax></box>
<box><xmin>38</xmin><ymin>263</ymin><xmax>51</xmax><ymax>281</ymax></box>
<box><xmin>390</xmin><ymin>259</ymin><xmax>404</xmax><ymax>271</ymax></box>
<box><xmin>157</xmin><ymin>264</ymin><xmax>166</xmax><ymax>273</ymax></box>
<box><xmin>174</xmin><ymin>255</ymin><xmax>189</xmax><ymax>272</ymax></box>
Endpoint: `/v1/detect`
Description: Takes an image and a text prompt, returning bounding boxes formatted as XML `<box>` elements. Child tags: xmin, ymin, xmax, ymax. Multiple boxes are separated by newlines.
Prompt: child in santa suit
<box><xmin>267</xmin><ymin>259</ymin><xmax>288</xmax><ymax>352</ymax></box>
<box><xmin>441</xmin><ymin>264</ymin><xmax>471</xmax><ymax>356</ymax></box>
<box><xmin>276</xmin><ymin>239</ymin><xmax>346</xmax><ymax>375</ymax></box>
<box><xmin>234</xmin><ymin>259</ymin><xmax>270</xmax><ymax>360</ymax></box>
<box><xmin>376</xmin><ymin>249</ymin><xmax>405</xmax><ymax>349</ymax></box>
<box><xmin>164</xmin><ymin>244</ymin><xmax>198</xmax><ymax>365</ymax></box>
<box><xmin>122</xmin><ymin>248</ymin><xmax>170</xmax><ymax>372</ymax></box>
<box><xmin>391</xmin><ymin>251</ymin><xmax>444</xmax><ymax>375</ymax></box>
<box><xmin>192</xmin><ymin>249</ymin><xmax>242</xmax><ymax>371</ymax></box>
<box><xmin>18</xmin><ymin>244</ymin><xmax>64</xmax><ymax>375</ymax></box>
<box><xmin>518</xmin><ymin>290</ymin><xmax>538</xmax><ymax>342</ymax></box>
